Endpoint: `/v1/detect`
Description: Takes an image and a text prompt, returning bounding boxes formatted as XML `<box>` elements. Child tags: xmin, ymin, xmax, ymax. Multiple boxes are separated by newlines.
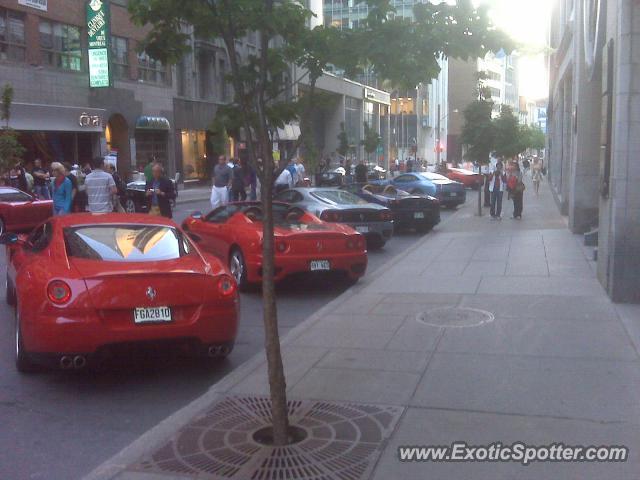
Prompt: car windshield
<box><xmin>312</xmin><ymin>190</ymin><xmax>368</xmax><ymax>205</ymax></box>
<box><xmin>64</xmin><ymin>225</ymin><xmax>191</xmax><ymax>262</ymax></box>
<box><xmin>420</xmin><ymin>172</ymin><xmax>448</xmax><ymax>181</ymax></box>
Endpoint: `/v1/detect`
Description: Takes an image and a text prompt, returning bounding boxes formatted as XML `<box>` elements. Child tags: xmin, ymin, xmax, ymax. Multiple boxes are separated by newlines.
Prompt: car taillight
<box><xmin>276</xmin><ymin>240</ymin><xmax>288</xmax><ymax>253</ymax></box>
<box><xmin>47</xmin><ymin>280</ymin><xmax>71</xmax><ymax>304</ymax></box>
<box><xmin>321</xmin><ymin>210</ymin><xmax>342</xmax><ymax>222</ymax></box>
<box><xmin>347</xmin><ymin>237</ymin><xmax>365</xmax><ymax>250</ymax></box>
<box><xmin>218</xmin><ymin>275</ymin><xmax>236</xmax><ymax>297</ymax></box>
<box><xmin>380</xmin><ymin>210</ymin><xmax>393</xmax><ymax>221</ymax></box>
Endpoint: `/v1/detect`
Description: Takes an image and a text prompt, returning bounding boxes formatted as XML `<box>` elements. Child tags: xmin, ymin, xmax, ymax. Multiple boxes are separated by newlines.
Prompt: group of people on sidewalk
<box><xmin>486</xmin><ymin>156</ymin><xmax>544</xmax><ymax>220</ymax></box>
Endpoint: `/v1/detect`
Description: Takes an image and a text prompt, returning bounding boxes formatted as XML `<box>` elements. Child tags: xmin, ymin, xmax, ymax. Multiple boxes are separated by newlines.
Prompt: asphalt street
<box><xmin>0</xmin><ymin>199</ymin><xmax>453</xmax><ymax>480</ymax></box>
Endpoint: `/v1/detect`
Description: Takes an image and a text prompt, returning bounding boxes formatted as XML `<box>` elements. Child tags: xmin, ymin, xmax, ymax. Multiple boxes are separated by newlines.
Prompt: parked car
<box><xmin>274</xmin><ymin>187</ymin><xmax>394</xmax><ymax>249</ymax></box>
<box><xmin>2</xmin><ymin>213</ymin><xmax>238</xmax><ymax>372</ymax></box>
<box><xmin>441</xmin><ymin>167</ymin><xmax>483</xmax><ymax>189</ymax></box>
<box><xmin>0</xmin><ymin>187</ymin><xmax>53</xmax><ymax>235</ymax></box>
<box><xmin>373</xmin><ymin>172</ymin><xmax>466</xmax><ymax>208</ymax></box>
<box><xmin>123</xmin><ymin>179</ymin><xmax>178</xmax><ymax>213</ymax></box>
<box><xmin>315</xmin><ymin>171</ymin><xmax>344</xmax><ymax>187</ymax></box>
<box><xmin>340</xmin><ymin>183</ymin><xmax>440</xmax><ymax>232</ymax></box>
<box><xmin>182</xmin><ymin>202</ymin><xmax>368</xmax><ymax>290</ymax></box>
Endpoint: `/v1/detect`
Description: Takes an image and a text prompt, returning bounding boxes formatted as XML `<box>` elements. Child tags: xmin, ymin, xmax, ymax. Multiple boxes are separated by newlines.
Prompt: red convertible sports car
<box><xmin>442</xmin><ymin>167</ymin><xmax>483</xmax><ymax>189</ymax></box>
<box><xmin>182</xmin><ymin>202</ymin><xmax>368</xmax><ymax>289</ymax></box>
<box><xmin>0</xmin><ymin>186</ymin><xmax>53</xmax><ymax>235</ymax></box>
<box><xmin>2</xmin><ymin>213</ymin><xmax>239</xmax><ymax>372</ymax></box>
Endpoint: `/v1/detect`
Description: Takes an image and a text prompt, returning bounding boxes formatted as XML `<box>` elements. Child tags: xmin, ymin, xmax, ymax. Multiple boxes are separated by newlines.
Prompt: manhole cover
<box><xmin>417</xmin><ymin>306</ymin><xmax>494</xmax><ymax>328</ymax></box>
<box><xmin>128</xmin><ymin>396</ymin><xmax>404</xmax><ymax>480</ymax></box>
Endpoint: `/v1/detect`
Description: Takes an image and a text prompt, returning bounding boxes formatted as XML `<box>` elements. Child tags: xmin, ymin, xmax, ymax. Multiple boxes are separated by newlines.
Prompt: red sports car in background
<box><xmin>442</xmin><ymin>167</ymin><xmax>484</xmax><ymax>189</ymax></box>
<box><xmin>182</xmin><ymin>202</ymin><xmax>368</xmax><ymax>290</ymax></box>
<box><xmin>2</xmin><ymin>213</ymin><xmax>239</xmax><ymax>372</ymax></box>
<box><xmin>0</xmin><ymin>186</ymin><xmax>53</xmax><ymax>235</ymax></box>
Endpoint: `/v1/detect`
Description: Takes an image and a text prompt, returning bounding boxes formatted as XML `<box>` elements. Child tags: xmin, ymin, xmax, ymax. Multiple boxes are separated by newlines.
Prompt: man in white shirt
<box><xmin>275</xmin><ymin>168</ymin><xmax>292</xmax><ymax>194</ymax></box>
<box><xmin>85</xmin><ymin>157</ymin><xmax>117</xmax><ymax>213</ymax></box>
<box><xmin>295</xmin><ymin>158</ymin><xmax>306</xmax><ymax>186</ymax></box>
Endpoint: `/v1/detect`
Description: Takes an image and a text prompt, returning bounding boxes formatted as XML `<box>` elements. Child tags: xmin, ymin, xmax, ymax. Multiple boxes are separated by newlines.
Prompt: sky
<box><xmin>477</xmin><ymin>0</ymin><xmax>553</xmax><ymax>100</ymax></box>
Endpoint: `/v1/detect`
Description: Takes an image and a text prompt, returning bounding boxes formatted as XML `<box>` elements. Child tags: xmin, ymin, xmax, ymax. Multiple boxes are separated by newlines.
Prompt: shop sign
<box><xmin>79</xmin><ymin>112</ymin><xmax>101</xmax><ymax>128</ymax></box>
<box><xmin>18</xmin><ymin>0</ymin><xmax>47</xmax><ymax>11</ymax></box>
<box><xmin>87</xmin><ymin>0</ymin><xmax>111</xmax><ymax>88</ymax></box>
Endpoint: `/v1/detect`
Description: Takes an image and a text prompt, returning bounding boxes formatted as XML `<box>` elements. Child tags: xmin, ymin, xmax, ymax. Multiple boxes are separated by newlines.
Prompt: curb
<box><xmin>84</xmin><ymin>205</ymin><xmax>464</xmax><ymax>480</ymax></box>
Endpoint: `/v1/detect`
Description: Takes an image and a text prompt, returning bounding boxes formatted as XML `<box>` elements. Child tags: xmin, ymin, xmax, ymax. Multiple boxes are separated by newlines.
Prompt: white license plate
<box><xmin>310</xmin><ymin>260</ymin><xmax>331</xmax><ymax>271</ymax></box>
<box><xmin>134</xmin><ymin>306</ymin><xmax>172</xmax><ymax>323</ymax></box>
<box><xmin>449</xmin><ymin>192</ymin><xmax>458</xmax><ymax>197</ymax></box>
<box><xmin>414</xmin><ymin>212</ymin><xmax>425</xmax><ymax>219</ymax></box>
<box><xmin>355</xmin><ymin>225</ymin><xmax>369</xmax><ymax>233</ymax></box>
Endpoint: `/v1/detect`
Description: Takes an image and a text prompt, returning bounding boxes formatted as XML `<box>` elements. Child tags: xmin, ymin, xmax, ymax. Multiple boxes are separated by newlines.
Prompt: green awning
<box><xmin>135</xmin><ymin>116</ymin><xmax>171</xmax><ymax>130</ymax></box>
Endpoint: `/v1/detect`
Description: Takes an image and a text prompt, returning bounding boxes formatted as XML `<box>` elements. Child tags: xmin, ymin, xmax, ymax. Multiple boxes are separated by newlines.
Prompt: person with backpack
<box><xmin>507</xmin><ymin>161</ymin><xmax>525</xmax><ymax>219</ymax></box>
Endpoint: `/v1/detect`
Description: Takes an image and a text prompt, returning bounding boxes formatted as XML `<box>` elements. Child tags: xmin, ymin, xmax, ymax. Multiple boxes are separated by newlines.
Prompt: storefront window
<box><xmin>39</xmin><ymin>21</ymin><xmax>82</xmax><ymax>72</ymax></box>
<box><xmin>181</xmin><ymin>130</ymin><xmax>208</xmax><ymax>181</ymax></box>
<box><xmin>137</xmin><ymin>51</ymin><xmax>168</xmax><ymax>85</ymax></box>
<box><xmin>0</xmin><ymin>8</ymin><xmax>26</xmax><ymax>62</ymax></box>
<box><xmin>135</xmin><ymin>130</ymin><xmax>168</xmax><ymax>169</ymax></box>
<box><xmin>111</xmin><ymin>36</ymin><xmax>129</xmax><ymax>80</ymax></box>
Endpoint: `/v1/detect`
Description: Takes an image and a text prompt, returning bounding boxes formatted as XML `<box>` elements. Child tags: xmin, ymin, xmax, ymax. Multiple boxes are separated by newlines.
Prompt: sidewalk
<box><xmin>87</xmin><ymin>179</ymin><xmax>640</xmax><ymax>480</ymax></box>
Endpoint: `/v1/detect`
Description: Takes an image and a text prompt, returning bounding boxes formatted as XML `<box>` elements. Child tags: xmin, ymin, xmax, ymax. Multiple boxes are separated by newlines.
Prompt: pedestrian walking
<box><xmin>295</xmin><ymin>158</ymin><xmax>306</xmax><ymax>186</ymax></box>
<box><xmin>13</xmin><ymin>162</ymin><xmax>29</xmax><ymax>192</ymax></box>
<box><xmin>507</xmin><ymin>162</ymin><xmax>525</xmax><ymax>219</ymax></box>
<box><xmin>144</xmin><ymin>155</ymin><xmax>155</xmax><ymax>183</ymax></box>
<box><xmin>230</xmin><ymin>158</ymin><xmax>247</xmax><ymax>201</ymax></box>
<box><xmin>146</xmin><ymin>163</ymin><xmax>175</xmax><ymax>218</ymax></box>
<box><xmin>50</xmin><ymin>162</ymin><xmax>72</xmax><ymax>216</ymax></box>
<box><xmin>355</xmin><ymin>159</ymin><xmax>368</xmax><ymax>183</ymax></box>
<box><xmin>531</xmin><ymin>158</ymin><xmax>543</xmax><ymax>195</ymax></box>
<box><xmin>488</xmin><ymin>161</ymin><xmax>507</xmax><ymax>220</ymax></box>
<box><xmin>32</xmin><ymin>158</ymin><xmax>50</xmax><ymax>200</ymax></box>
<box><xmin>274</xmin><ymin>166</ymin><xmax>293</xmax><ymax>194</ymax></box>
<box><xmin>210</xmin><ymin>155</ymin><xmax>232</xmax><ymax>209</ymax></box>
<box><xmin>242</xmin><ymin>158</ymin><xmax>257</xmax><ymax>200</ymax></box>
<box><xmin>85</xmin><ymin>156</ymin><xmax>117</xmax><ymax>213</ymax></box>
<box><xmin>63</xmin><ymin>163</ymin><xmax>78</xmax><ymax>210</ymax></box>
<box><xmin>107</xmin><ymin>164</ymin><xmax>126</xmax><ymax>212</ymax></box>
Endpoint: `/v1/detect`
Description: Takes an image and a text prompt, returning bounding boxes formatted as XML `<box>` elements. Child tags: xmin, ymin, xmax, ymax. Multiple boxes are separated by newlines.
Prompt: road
<box><xmin>0</xmin><ymin>199</ymin><xmax>452</xmax><ymax>480</ymax></box>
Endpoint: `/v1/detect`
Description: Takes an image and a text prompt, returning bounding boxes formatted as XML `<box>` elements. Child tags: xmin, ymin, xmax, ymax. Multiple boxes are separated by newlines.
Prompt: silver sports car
<box><xmin>275</xmin><ymin>187</ymin><xmax>393</xmax><ymax>249</ymax></box>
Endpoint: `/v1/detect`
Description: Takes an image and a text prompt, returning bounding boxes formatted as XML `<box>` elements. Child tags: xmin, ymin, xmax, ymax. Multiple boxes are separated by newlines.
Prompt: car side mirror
<box><xmin>0</xmin><ymin>233</ymin><xmax>19</xmax><ymax>245</ymax></box>
<box><xmin>191</xmin><ymin>211</ymin><xmax>203</xmax><ymax>220</ymax></box>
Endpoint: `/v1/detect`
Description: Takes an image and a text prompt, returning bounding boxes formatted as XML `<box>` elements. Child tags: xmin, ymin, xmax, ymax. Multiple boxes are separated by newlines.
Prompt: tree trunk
<box><xmin>477</xmin><ymin>163</ymin><xmax>483</xmax><ymax>217</ymax></box>
<box><xmin>260</xmin><ymin>156</ymin><xmax>290</xmax><ymax>446</ymax></box>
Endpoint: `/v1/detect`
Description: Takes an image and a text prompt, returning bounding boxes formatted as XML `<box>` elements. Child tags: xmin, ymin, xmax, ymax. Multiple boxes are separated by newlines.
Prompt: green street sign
<box><xmin>87</xmin><ymin>0</ymin><xmax>111</xmax><ymax>88</ymax></box>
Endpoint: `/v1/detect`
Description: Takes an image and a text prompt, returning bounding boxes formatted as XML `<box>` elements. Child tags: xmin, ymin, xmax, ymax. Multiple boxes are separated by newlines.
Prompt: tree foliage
<box><xmin>361</xmin><ymin>121</ymin><xmax>382</xmax><ymax>163</ymax></box>
<box><xmin>460</xmin><ymin>72</ymin><xmax>495</xmax><ymax>165</ymax></box>
<box><xmin>0</xmin><ymin>84</ymin><xmax>24</xmax><ymax>173</ymax></box>
<box><xmin>520</xmin><ymin>124</ymin><xmax>546</xmax><ymax>151</ymax></box>
<box><xmin>493</xmin><ymin>104</ymin><xmax>523</xmax><ymax>159</ymax></box>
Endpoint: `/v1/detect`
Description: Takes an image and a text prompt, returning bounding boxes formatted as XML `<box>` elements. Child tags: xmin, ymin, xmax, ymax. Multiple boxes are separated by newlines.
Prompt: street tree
<box><xmin>493</xmin><ymin>104</ymin><xmax>524</xmax><ymax>160</ymax></box>
<box><xmin>460</xmin><ymin>73</ymin><xmax>495</xmax><ymax>216</ymax></box>
<box><xmin>0</xmin><ymin>84</ymin><xmax>25</xmax><ymax>174</ymax></box>
<box><xmin>129</xmin><ymin>0</ymin><xmax>511</xmax><ymax>447</ymax></box>
<box><xmin>520</xmin><ymin>124</ymin><xmax>545</xmax><ymax>153</ymax></box>
<box><xmin>361</xmin><ymin>121</ymin><xmax>382</xmax><ymax>165</ymax></box>
<box><xmin>337</xmin><ymin>122</ymin><xmax>350</xmax><ymax>161</ymax></box>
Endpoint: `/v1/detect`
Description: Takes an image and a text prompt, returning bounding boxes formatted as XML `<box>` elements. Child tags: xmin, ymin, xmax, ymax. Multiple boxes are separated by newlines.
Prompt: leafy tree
<box><xmin>361</xmin><ymin>121</ymin><xmax>382</xmax><ymax>165</ymax></box>
<box><xmin>129</xmin><ymin>0</ymin><xmax>510</xmax><ymax>447</ymax></box>
<box><xmin>337</xmin><ymin>122</ymin><xmax>350</xmax><ymax>158</ymax></box>
<box><xmin>493</xmin><ymin>104</ymin><xmax>524</xmax><ymax>159</ymax></box>
<box><xmin>520</xmin><ymin>124</ymin><xmax>545</xmax><ymax>152</ymax></box>
<box><xmin>0</xmin><ymin>84</ymin><xmax>25</xmax><ymax>174</ymax></box>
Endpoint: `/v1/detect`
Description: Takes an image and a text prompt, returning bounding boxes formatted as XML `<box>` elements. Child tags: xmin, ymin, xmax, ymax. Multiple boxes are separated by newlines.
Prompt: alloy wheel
<box><xmin>230</xmin><ymin>251</ymin><xmax>244</xmax><ymax>284</ymax></box>
<box><xmin>125</xmin><ymin>199</ymin><xmax>136</xmax><ymax>213</ymax></box>
<box><xmin>0</xmin><ymin>218</ymin><xmax>5</xmax><ymax>235</ymax></box>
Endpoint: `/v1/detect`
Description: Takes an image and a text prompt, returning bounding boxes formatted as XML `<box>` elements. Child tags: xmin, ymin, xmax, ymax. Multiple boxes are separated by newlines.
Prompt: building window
<box><xmin>39</xmin><ymin>21</ymin><xmax>82</xmax><ymax>71</ymax></box>
<box><xmin>0</xmin><ymin>8</ymin><xmax>25</xmax><ymax>62</ymax></box>
<box><xmin>111</xmin><ymin>36</ymin><xmax>129</xmax><ymax>80</ymax></box>
<box><xmin>137</xmin><ymin>51</ymin><xmax>168</xmax><ymax>85</ymax></box>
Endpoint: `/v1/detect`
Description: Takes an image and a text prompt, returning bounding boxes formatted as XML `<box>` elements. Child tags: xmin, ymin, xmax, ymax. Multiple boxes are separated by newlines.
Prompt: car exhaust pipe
<box><xmin>60</xmin><ymin>356</ymin><xmax>73</xmax><ymax>370</ymax></box>
<box><xmin>208</xmin><ymin>346</ymin><xmax>220</xmax><ymax>357</ymax></box>
<box><xmin>219</xmin><ymin>346</ymin><xmax>230</xmax><ymax>356</ymax></box>
<box><xmin>73</xmin><ymin>355</ymin><xmax>87</xmax><ymax>369</ymax></box>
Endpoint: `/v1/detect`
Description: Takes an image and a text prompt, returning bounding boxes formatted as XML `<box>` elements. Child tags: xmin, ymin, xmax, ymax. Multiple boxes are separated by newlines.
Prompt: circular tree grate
<box><xmin>128</xmin><ymin>396</ymin><xmax>404</xmax><ymax>480</ymax></box>
<box><xmin>417</xmin><ymin>306</ymin><xmax>495</xmax><ymax>328</ymax></box>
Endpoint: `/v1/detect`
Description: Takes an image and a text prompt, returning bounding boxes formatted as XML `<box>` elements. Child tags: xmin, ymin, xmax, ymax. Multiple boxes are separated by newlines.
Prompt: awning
<box><xmin>276</xmin><ymin>123</ymin><xmax>301</xmax><ymax>141</ymax></box>
<box><xmin>8</xmin><ymin>103</ymin><xmax>106</xmax><ymax>133</ymax></box>
<box><xmin>135</xmin><ymin>116</ymin><xmax>171</xmax><ymax>130</ymax></box>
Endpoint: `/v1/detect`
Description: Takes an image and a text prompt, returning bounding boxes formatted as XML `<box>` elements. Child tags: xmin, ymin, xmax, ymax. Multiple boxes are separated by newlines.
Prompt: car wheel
<box><xmin>229</xmin><ymin>248</ymin><xmax>249</xmax><ymax>291</ymax></box>
<box><xmin>15</xmin><ymin>307</ymin><xmax>37</xmax><ymax>374</ymax></box>
<box><xmin>124</xmin><ymin>198</ymin><xmax>137</xmax><ymax>213</ymax></box>
<box><xmin>0</xmin><ymin>217</ymin><xmax>4</xmax><ymax>235</ymax></box>
<box><xmin>416</xmin><ymin>223</ymin><xmax>432</xmax><ymax>234</ymax></box>
<box><xmin>367</xmin><ymin>236</ymin><xmax>386</xmax><ymax>250</ymax></box>
<box><xmin>6</xmin><ymin>275</ymin><xmax>16</xmax><ymax>306</ymax></box>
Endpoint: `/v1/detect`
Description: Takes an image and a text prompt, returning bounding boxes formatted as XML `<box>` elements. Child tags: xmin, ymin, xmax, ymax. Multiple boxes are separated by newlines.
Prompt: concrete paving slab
<box><xmin>318</xmin><ymin>313</ymin><xmax>408</xmax><ymax>331</ymax></box>
<box><xmin>371</xmin><ymin>408</ymin><xmax>640</xmax><ymax>480</ymax></box>
<box><xmin>290</xmin><ymin>367</ymin><xmax>421</xmax><ymax>405</ymax></box>
<box><xmin>436</xmin><ymin>316</ymin><xmax>638</xmax><ymax>360</ymax></box>
<box><xmin>290</xmin><ymin>326</ymin><xmax>395</xmax><ymax>349</ymax></box>
<box><xmin>505</xmin><ymin>261</ymin><xmax>550</xmax><ymax>276</ymax></box>
<box><xmin>378</xmin><ymin>293</ymin><xmax>463</xmax><ymax>304</ymax></box>
<box><xmin>420</xmin><ymin>260</ymin><xmax>470</xmax><ymax>276</ymax></box>
<box><xmin>477</xmin><ymin>276</ymin><xmax>603</xmax><ymax>296</ymax></box>
<box><xmin>411</xmin><ymin>352</ymin><xmax>640</xmax><ymax>422</ymax></box>
<box><xmin>463</xmin><ymin>261</ymin><xmax>507</xmax><ymax>276</ymax></box>
<box><xmin>331</xmin><ymin>293</ymin><xmax>385</xmax><ymax>315</ymax></box>
<box><xmin>369</xmin><ymin>275</ymin><xmax>481</xmax><ymax>294</ymax></box>
<box><xmin>317</xmin><ymin>348</ymin><xmax>429</xmax><ymax>373</ymax></box>
<box><xmin>385</xmin><ymin>319</ymin><xmax>443</xmax><ymax>352</ymax></box>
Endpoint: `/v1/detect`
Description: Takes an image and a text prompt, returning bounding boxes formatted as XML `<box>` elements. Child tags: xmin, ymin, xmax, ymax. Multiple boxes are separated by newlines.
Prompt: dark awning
<box><xmin>135</xmin><ymin>116</ymin><xmax>171</xmax><ymax>130</ymax></box>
